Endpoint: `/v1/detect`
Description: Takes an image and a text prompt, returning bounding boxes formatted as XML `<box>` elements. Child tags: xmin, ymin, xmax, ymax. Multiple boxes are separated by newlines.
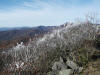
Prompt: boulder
<box><xmin>51</xmin><ymin>57</ymin><xmax>83</xmax><ymax>75</ymax></box>
<box><xmin>59</xmin><ymin>69</ymin><xmax>73</xmax><ymax>75</ymax></box>
<box><xmin>66</xmin><ymin>59</ymin><xmax>83</xmax><ymax>73</ymax></box>
<box><xmin>52</xmin><ymin>57</ymin><xmax>67</xmax><ymax>71</ymax></box>
<box><xmin>66</xmin><ymin>59</ymin><xmax>78</xmax><ymax>73</ymax></box>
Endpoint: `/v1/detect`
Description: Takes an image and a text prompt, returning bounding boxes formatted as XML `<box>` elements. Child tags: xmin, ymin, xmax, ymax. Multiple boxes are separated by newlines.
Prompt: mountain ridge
<box><xmin>0</xmin><ymin>26</ymin><xmax>56</xmax><ymax>50</ymax></box>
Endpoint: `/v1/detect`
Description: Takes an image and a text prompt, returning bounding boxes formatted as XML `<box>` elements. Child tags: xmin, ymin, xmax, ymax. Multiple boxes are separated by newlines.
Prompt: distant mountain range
<box><xmin>0</xmin><ymin>27</ymin><xmax>40</xmax><ymax>31</ymax></box>
<box><xmin>0</xmin><ymin>27</ymin><xmax>24</xmax><ymax>31</ymax></box>
<box><xmin>0</xmin><ymin>26</ymin><xmax>56</xmax><ymax>50</ymax></box>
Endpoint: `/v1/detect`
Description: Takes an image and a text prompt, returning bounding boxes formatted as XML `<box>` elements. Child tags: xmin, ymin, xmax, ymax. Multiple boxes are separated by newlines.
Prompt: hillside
<box><xmin>0</xmin><ymin>22</ymin><xmax>100</xmax><ymax>75</ymax></box>
<box><xmin>0</xmin><ymin>26</ymin><xmax>55</xmax><ymax>50</ymax></box>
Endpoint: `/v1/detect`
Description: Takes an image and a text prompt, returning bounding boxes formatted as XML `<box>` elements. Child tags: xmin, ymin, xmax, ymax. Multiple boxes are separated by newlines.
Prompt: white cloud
<box><xmin>0</xmin><ymin>0</ymin><xmax>100</xmax><ymax>27</ymax></box>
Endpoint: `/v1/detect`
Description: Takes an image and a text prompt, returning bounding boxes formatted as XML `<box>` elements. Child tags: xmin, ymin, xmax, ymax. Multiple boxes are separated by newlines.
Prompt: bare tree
<box><xmin>85</xmin><ymin>13</ymin><xmax>98</xmax><ymax>24</ymax></box>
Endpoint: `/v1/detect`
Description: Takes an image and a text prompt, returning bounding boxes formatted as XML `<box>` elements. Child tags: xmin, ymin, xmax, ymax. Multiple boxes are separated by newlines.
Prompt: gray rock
<box><xmin>52</xmin><ymin>57</ymin><xmax>67</xmax><ymax>71</ymax></box>
<box><xmin>59</xmin><ymin>69</ymin><xmax>73</xmax><ymax>75</ymax></box>
<box><xmin>66</xmin><ymin>59</ymin><xmax>83</xmax><ymax>73</ymax></box>
<box><xmin>51</xmin><ymin>57</ymin><xmax>83</xmax><ymax>75</ymax></box>
<box><xmin>66</xmin><ymin>59</ymin><xmax>78</xmax><ymax>71</ymax></box>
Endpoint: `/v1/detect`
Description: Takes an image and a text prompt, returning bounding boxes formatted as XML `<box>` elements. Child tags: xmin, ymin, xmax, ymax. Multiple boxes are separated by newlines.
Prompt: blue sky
<box><xmin>0</xmin><ymin>0</ymin><xmax>100</xmax><ymax>27</ymax></box>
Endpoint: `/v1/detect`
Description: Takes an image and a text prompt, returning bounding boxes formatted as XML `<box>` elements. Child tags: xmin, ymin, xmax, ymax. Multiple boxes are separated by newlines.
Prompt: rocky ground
<box><xmin>76</xmin><ymin>59</ymin><xmax>100</xmax><ymax>75</ymax></box>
